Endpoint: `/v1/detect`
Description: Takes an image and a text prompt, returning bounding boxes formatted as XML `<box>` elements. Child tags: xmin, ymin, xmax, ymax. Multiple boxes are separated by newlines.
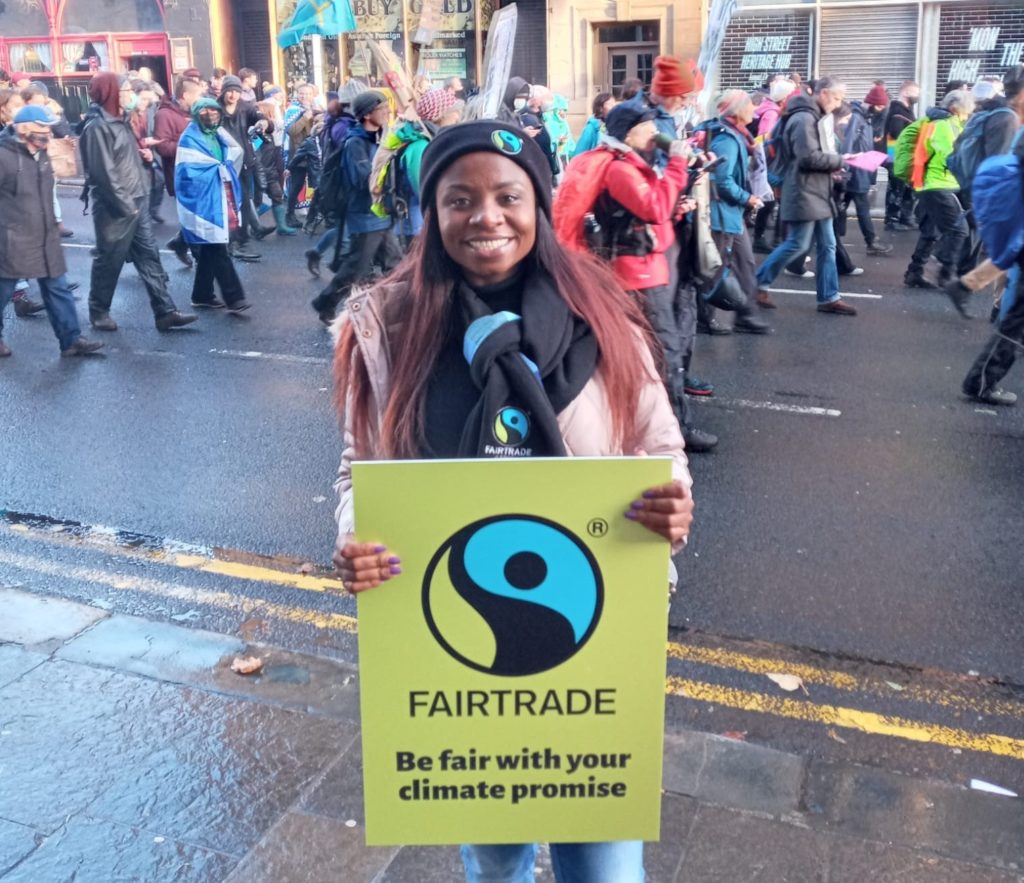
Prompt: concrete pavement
<box><xmin>1</xmin><ymin>586</ymin><xmax>1022</xmax><ymax>882</ymax></box>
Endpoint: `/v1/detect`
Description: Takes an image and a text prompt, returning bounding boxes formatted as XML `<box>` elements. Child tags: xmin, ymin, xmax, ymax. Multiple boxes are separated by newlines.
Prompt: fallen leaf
<box><xmin>827</xmin><ymin>728</ymin><xmax>848</xmax><ymax>745</ymax></box>
<box><xmin>231</xmin><ymin>656</ymin><xmax>264</xmax><ymax>675</ymax></box>
<box><xmin>766</xmin><ymin>673</ymin><xmax>805</xmax><ymax>693</ymax></box>
<box><xmin>721</xmin><ymin>731</ymin><xmax>747</xmax><ymax>741</ymax></box>
<box><xmin>884</xmin><ymin>681</ymin><xmax>906</xmax><ymax>691</ymax></box>
<box><xmin>969</xmin><ymin>779</ymin><xmax>1017</xmax><ymax>797</ymax></box>
<box><xmin>298</xmin><ymin>562</ymin><xmax>315</xmax><ymax>575</ymax></box>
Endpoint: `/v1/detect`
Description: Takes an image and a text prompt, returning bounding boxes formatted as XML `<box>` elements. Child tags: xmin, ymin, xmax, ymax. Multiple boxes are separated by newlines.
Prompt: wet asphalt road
<box><xmin>1</xmin><ymin>189</ymin><xmax>1023</xmax><ymax>787</ymax></box>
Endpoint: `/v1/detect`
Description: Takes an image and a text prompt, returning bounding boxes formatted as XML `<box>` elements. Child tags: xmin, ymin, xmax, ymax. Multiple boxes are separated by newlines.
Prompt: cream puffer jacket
<box><xmin>333</xmin><ymin>282</ymin><xmax>693</xmax><ymax>555</ymax></box>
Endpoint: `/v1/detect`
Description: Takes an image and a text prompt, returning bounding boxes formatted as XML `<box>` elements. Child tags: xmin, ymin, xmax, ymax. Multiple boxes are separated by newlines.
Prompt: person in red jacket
<box><xmin>592</xmin><ymin>102</ymin><xmax>716</xmax><ymax>452</ymax></box>
<box><xmin>153</xmin><ymin>77</ymin><xmax>204</xmax><ymax>267</ymax></box>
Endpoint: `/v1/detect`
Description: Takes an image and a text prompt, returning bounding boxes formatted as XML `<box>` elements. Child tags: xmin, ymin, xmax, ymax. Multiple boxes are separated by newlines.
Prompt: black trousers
<box><xmin>840</xmin><ymin>191</ymin><xmax>876</xmax><ymax>246</ymax></box>
<box><xmin>192</xmin><ymin>244</ymin><xmax>245</xmax><ymax>307</ymax></box>
<box><xmin>885</xmin><ymin>176</ymin><xmax>915</xmax><ymax>225</ymax></box>
<box><xmin>908</xmin><ymin>190</ymin><xmax>967</xmax><ymax>279</ymax></box>
<box><xmin>313</xmin><ymin>229</ymin><xmax>403</xmax><ymax>314</ymax></box>
<box><xmin>89</xmin><ymin>196</ymin><xmax>176</xmax><ymax>320</ymax></box>
<box><xmin>963</xmin><ymin>259</ymin><xmax>1024</xmax><ymax>395</ymax></box>
<box><xmin>635</xmin><ymin>283</ymin><xmax>690</xmax><ymax>429</ymax></box>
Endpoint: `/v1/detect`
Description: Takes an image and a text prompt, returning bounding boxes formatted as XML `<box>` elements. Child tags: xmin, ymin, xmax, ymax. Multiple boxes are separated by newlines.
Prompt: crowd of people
<box><xmin>1</xmin><ymin>59</ymin><xmax>1023</xmax><ymax>412</ymax></box>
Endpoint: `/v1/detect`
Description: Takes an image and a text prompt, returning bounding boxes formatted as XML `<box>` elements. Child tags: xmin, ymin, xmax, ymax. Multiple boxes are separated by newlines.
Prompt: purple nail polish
<box><xmin>390</xmin><ymin>565</ymin><xmax>402</xmax><ymax>575</ymax></box>
<box><xmin>388</xmin><ymin>556</ymin><xmax>401</xmax><ymax>565</ymax></box>
<box><xmin>642</xmin><ymin>490</ymin><xmax>657</xmax><ymax>499</ymax></box>
<box><xmin>624</xmin><ymin>510</ymin><xmax>638</xmax><ymax>520</ymax></box>
<box><xmin>373</xmin><ymin>544</ymin><xmax>387</xmax><ymax>553</ymax></box>
<box><xmin>630</xmin><ymin>500</ymin><xmax>645</xmax><ymax>510</ymax></box>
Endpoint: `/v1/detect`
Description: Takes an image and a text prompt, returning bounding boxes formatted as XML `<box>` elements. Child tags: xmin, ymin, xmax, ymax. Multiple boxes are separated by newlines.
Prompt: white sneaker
<box><xmin>784</xmin><ymin>269</ymin><xmax>815</xmax><ymax>278</ymax></box>
<box><xmin>847</xmin><ymin>267</ymin><xmax>865</xmax><ymax>276</ymax></box>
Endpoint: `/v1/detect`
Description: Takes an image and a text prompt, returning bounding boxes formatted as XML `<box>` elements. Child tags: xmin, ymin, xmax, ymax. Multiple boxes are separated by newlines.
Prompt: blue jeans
<box><xmin>755</xmin><ymin>218</ymin><xmax>840</xmax><ymax>305</ymax></box>
<box><xmin>461</xmin><ymin>841</ymin><xmax>644</xmax><ymax>883</ymax></box>
<box><xmin>0</xmin><ymin>275</ymin><xmax>82</xmax><ymax>350</ymax></box>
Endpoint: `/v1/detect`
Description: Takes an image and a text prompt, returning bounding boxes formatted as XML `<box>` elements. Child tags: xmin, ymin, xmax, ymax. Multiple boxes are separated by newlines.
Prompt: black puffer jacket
<box><xmin>777</xmin><ymin>93</ymin><xmax>843</xmax><ymax>222</ymax></box>
<box><xmin>79</xmin><ymin>105</ymin><xmax>148</xmax><ymax>218</ymax></box>
<box><xmin>0</xmin><ymin>130</ymin><xmax>66</xmax><ymax>279</ymax></box>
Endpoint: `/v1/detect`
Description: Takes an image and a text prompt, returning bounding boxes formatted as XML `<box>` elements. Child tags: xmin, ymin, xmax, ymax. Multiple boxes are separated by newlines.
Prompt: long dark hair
<box><xmin>335</xmin><ymin>204</ymin><xmax>656</xmax><ymax>460</ymax></box>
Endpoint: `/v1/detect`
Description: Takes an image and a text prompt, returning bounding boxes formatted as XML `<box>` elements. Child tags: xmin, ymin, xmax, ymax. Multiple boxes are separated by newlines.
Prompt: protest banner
<box><xmin>353</xmin><ymin>456</ymin><xmax>672</xmax><ymax>846</ymax></box>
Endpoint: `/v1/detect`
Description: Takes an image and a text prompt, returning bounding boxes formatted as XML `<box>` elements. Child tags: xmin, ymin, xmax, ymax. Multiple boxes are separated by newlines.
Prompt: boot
<box><xmin>943</xmin><ymin>278</ymin><xmax>972</xmax><ymax>319</ymax></box>
<box><xmin>752</xmin><ymin>236</ymin><xmax>772</xmax><ymax>255</ymax></box>
<box><xmin>733</xmin><ymin>309</ymin><xmax>771</xmax><ymax>334</ymax></box>
<box><xmin>273</xmin><ymin>204</ymin><xmax>298</xmax><ymax>236</ymax></box>
<box><xmin>14</xmin><ymin>295</ymin><xmax>45</xmax><ymax>317</ymax></box>
<box><xmin>284</xmin><ymin>211</ymin><xmax>301</xmax><ymax>229</ymax></box>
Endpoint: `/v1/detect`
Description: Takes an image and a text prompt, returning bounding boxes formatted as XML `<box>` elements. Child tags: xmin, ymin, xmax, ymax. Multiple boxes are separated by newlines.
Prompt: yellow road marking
<box><xmin>666</xmin><ymin>641</ymin><xmax>1024</xmax><ymax>720</ymax></box>
<box><xmin>172</xmin><ymin>554</ymin><xmax>342</xmax><ymax>593</ymax></box>
<box><xmin>0</xmin><ymin>549</ymin><xmax>358</xmax><ymax>634</ymax></box>
<box><xmin>667</xmin><ymin>676</ymin><xmax>1024</xmax><ymax>760</ymax></box>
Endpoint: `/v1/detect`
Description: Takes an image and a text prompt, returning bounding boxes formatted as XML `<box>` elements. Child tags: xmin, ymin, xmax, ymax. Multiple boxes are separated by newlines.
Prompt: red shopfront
<box><xmin>0</xmin><ymin>0</ymin><xmax>179</xmax><ymax>122</ymax></box>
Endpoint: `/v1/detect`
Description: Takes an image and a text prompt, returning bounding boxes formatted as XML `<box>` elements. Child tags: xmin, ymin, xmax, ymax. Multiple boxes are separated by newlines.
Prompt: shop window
<box><xmin>7</xmin><ymin>41</ymin><xmax>54</xmax><ymax>73</ymax></box>
<box><xmin>0</xmin><ymin>0</ymin><xmax>49</xmax><ymax>37</ymax></box>
<box><xmin>59</xmin><ymin>39</ymin><xmax>110</xmax><ymax>74</ymax></box>
<box><xmin>718</xmin><ymin>11</ymin><xmax>813</xmax><ymax>90</ymax></box>
<box><xmin>62</xmin><ymin>0</ymin><xmax>164</xmax><ymax>35</ymax></box>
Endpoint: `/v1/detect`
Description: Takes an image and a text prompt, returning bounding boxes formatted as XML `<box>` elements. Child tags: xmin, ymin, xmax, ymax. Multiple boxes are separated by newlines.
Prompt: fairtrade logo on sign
<box><xmin>492</xmin><ymin>407</ymin><xmax>530</xmax><ymax>446</ymax></box>
<box><xmin>422</xmin><ymin>515</ymin><xmax>603</xmax><ymax>676</ymax></box>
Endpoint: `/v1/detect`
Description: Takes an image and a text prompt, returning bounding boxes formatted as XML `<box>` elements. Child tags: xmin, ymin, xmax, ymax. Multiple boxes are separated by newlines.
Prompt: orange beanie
<box><xmin>651</xmin><ymin>57</ymin><xmax>704</xmax><ymax>97</ymax></box>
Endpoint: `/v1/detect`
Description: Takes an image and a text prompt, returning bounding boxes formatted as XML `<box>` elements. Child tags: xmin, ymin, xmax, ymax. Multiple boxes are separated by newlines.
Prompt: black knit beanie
<box><xmin>419</xmin><ymin>120</ymin><xmax>553</xmax><ymax>218</ymax></box>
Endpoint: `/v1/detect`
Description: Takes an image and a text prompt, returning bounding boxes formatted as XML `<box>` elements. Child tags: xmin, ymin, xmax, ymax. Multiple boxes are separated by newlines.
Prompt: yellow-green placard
<box><xmin>353</xmin><ymin>457</ymin><xmax>672</xmax><ymax>846</ymax></box>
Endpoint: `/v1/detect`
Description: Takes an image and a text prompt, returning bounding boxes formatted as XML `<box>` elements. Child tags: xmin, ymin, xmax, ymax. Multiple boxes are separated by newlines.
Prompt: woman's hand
<box><xmin>625</xmin><ymin>481</ymin><xmax>694</xmax><ymax>543</ymax></box>
<box><xmin>332</xmin><ymin>536</ymin><xmax>402</xmax><ymax>594</ymax></box>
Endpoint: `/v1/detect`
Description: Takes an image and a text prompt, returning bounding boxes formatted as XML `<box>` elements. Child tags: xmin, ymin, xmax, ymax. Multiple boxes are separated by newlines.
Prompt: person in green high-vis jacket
<box><xmin>903</xmin><ymin>90</ymin><xmax>974</xmax><ymax>288</ymax></box>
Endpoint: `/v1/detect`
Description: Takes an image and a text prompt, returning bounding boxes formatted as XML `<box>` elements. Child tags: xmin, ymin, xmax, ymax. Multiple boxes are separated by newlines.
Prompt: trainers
<box><xmin>58</xmin><ymin>224</ymin><xmax>74</xmax><ymax>239</ymax></box>
<box><xmin>61</xmin><ymin>336</ymin><xmax>104</xmax><ymax>357</ymax></box>
<box><xmin>884</xmin><ymin>221</ymin><xmax>912</xmax><ymax>232</ymax></box>
<box><xmin>756</xmin><ymin>289</ymin><xmax>777</xmax><ymax>310</ymax></box>
<box><xmin>866</xmin><ymin>242</ymin><xmax>894</xmax><ymax>256</ymax></box>
<box><xmin>969</xmin><ymin>387</ymin><xmax>1017</xmax><ymax>407</ymax></box>
<box><xmin>155</xmin><ymin>310</ymin><xmax>199</xmax><ymax>331</ymax></box>
<box><xmin>684</xmin><ymin>375</ymin><xmax>714</xmax><ymax>396</ymax></box>
<box><xmin>305</xmin><ymin>248</ymin><xmax>322</xmax><ymax>278</ymax></box>
<box><xmin>817</xmin><ymin>299</ymin><xmax>858</xmax><ymax>316</ymax></box>
<box><xmin>696</xmin><ymin>318</ymin><xmax>732</xmax><ymax>336</ymax></box>
<box><xmin>733</xmin><ymin>314</ymin><xmax>772</xmax><ymax>334</ymax></box>
<box><xmin>90</xmin><ymin>314</ymin><xmax>118</xmax><ymax>331</ymax></box>
<box><xmin>904</xmin><ymin>273</ymin><xmax>936</xmax><ymax>289</ymax></box>
<box><xmin>843</xmin><ymin>267</ymin><xmax>865</xmax><ymax>277</ymax></box>
<box><xmin>943</xmin><ymin>278</ymin><xmax>973</xmax><ymax>319</ymax></box>
<box><xmin>683</xmin><ymin>427</ymin><xmax>719</xmax><ymax>453</ymax></box>
<box><xmin>0</xmin><ymin>339</ymin><xmax>10</xmax><ymax>357</ymax></box>
<box><xmin>229</xmin><ymin>243</ymin><xmax>261</xmax><ymax>263</ymax></box>
<box><xmin>226</xmin><ymin>300</ymin><xmax>252</xmax><ymax>314</ymax></box>
<box><xmin>784</xmin><ymin>268</ymin><xmax>815</xmax><ymax>278</ymax></box>
<box><xmin>166</xmin><ymin>237</ymin><xmax>194</xmax><ymax>268</ymax></box>
<box><xmin>14</xmin><ymin>296</ymin><xmax>45</xmax><ymax>317</ymax></box>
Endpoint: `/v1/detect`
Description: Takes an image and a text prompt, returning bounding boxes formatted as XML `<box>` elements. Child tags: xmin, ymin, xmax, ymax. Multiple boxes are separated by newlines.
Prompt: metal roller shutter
<box><xmin>819</xmin><ymin>6</ymin><xmax>918</xmax><ymax>100</ymax></box>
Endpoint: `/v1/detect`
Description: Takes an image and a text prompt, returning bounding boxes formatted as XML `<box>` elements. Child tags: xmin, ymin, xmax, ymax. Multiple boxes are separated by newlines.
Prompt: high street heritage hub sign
<box><xmin>353</xmin><ymin>457</ymin><xmax>672</xmax><ymax>845</ymax></box>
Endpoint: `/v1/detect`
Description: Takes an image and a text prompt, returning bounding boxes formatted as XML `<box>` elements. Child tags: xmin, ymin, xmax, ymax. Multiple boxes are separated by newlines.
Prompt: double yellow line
<box><xmin>3</xmin><ymin>524</ymin><xmax>1024</xmax><ymax>760</ymax></box>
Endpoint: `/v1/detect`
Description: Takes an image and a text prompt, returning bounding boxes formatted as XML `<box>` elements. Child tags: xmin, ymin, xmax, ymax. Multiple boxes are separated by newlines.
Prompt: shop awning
<box><xmin>277</xmin><ymin>0</ymin><xmax>356</xmax><ymax>49</ymax></box>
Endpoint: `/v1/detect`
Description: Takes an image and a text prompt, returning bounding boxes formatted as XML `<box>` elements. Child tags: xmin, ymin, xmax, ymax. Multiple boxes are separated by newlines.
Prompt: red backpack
<box><xmin>552</xmin><ymin>148</ymin><xmax>617</xmax><ymax>252</ymax></box>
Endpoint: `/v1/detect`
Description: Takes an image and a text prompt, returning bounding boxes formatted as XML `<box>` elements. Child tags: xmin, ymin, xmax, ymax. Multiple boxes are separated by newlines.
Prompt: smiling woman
<box><xmin>329</xmin><ymin>118</ymin><xmax>695</xmax><ymax>882</ymax></box>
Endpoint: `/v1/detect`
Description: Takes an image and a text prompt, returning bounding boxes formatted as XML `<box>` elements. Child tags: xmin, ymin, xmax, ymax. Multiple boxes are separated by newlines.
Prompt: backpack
<box><xmin>764</xmin><ymin>113</ymin><xmax>790</xmax><ymax>185</ymax></box>
<box><xmin>552</xmin><ymin>148</ymin><xmax>618</xmax><ymax>252</ymax></box>
<box><xmin>972</xmin><ymin>150</ymin><xmax>1024</xmax><ymax>270</ymax></box>
<box><xmin>371</xmin><ymin>143</ymin><xmax>414</xmax><ymax>222</ymax></box>
<box><xmin>892</xmin><ymin>117</ymin><xmax>932</xmax><ymax>185</ymax></box>
<box><xmin>946</xmin><ymin>106</ymin><xmax>1016</xmax><ymax>192</ymax></box>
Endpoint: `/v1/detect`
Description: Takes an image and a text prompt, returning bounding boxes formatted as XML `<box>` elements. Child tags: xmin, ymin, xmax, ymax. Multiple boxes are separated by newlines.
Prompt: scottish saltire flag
<box><xmin>174</xmin><ymin>123</ymin><xmax>243</xmax><ymax>245</ymax></box>
<box><xmin>277</xmin><ymin>0</ymin><xmax>356</xmax><ymax>49</ymax></box>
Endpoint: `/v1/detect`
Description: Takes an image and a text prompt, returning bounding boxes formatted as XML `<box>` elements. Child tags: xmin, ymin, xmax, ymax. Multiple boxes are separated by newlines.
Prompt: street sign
<box><xmin>353</xmin><ymin>457</ymin><xmax>671</xmax><ymax>846</ymax></box>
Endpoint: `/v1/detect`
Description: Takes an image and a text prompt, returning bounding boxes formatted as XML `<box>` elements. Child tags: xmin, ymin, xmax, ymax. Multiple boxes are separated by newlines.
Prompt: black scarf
<box><xmin>456</xmin><ymin>266</ymin><xmax>598</xmax><ymax>458</ymax></box>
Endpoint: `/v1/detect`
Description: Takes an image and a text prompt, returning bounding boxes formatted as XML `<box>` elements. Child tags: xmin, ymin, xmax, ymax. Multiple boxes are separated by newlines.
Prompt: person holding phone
<box><xmin>330</xmin><ymin>120</ymin><xmax>693</xmax><ymax>882</ymax></box>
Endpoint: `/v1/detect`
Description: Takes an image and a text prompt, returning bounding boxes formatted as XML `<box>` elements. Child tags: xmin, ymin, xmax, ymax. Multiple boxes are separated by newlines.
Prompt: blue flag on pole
<box><xmin>277</xmin><ymin>0</ymin><xmax>356</xmax><ymax>49</ymax></box>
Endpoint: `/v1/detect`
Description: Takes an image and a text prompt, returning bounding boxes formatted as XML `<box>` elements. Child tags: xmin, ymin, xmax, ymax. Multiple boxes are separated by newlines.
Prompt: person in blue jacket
<box><xmin>311</xmin><ymin>91</ymin><xmax>402</xmax><ymax>326</ymax></box>
<box><xmin>705</xmin><ymin>90</ymin><xmax>771</xmax><ymax>334</ymax></box>
<box><xmin>840</xmin><ymin>99</ymin><xmax>892</xmax><ymax>255</ymax></box>
<box><xmin>572</xmin><ymin>92</ymin><xmax>615</xmax><ymax>158</ymax></box>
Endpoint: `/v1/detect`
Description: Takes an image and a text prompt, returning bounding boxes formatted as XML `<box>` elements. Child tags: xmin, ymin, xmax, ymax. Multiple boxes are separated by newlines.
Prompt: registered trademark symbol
<box><xmin>587</xmin><ymin>518</ymin><xmax>609</xmax><ymax>538</ymax></box>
